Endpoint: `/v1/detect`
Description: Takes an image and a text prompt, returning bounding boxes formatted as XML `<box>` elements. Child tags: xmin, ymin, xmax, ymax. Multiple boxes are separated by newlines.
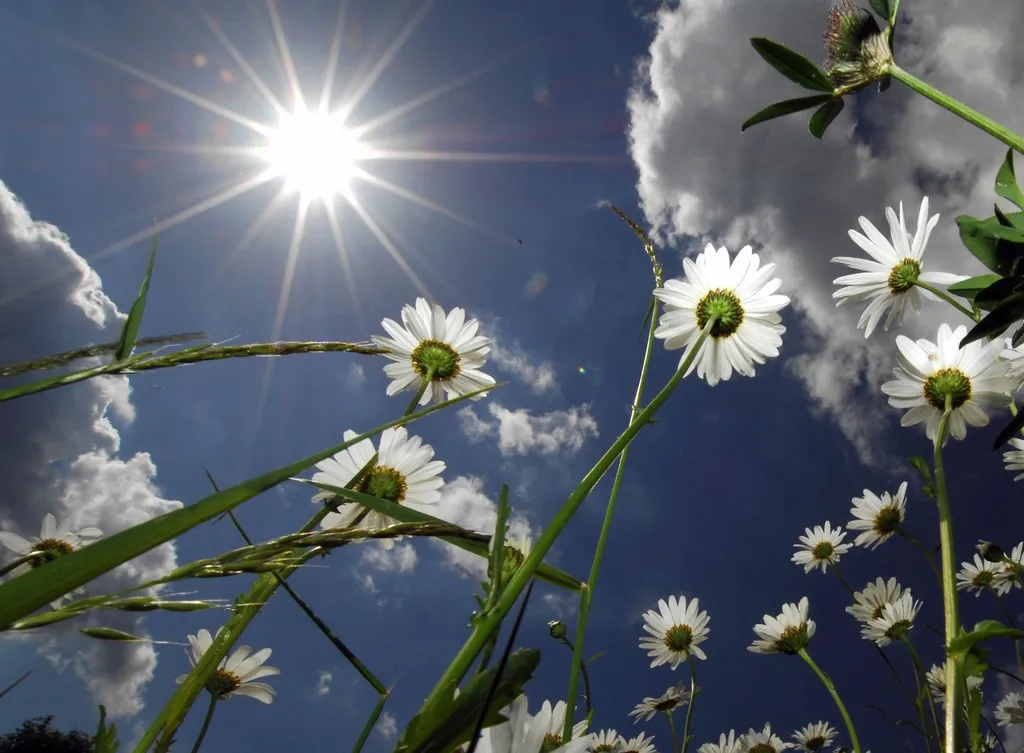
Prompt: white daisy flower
<box><xmin>925</xmin><ymin>664</ymin><xmax>983</xmax><ymax>706</ymax></box>
<box><xmin>791</xmin><ymin>722</ymin><xmax>837</xmax><ymax>752</ymax></box>
<box><xmin>956</xmin><ymin>554</ymin><xmax>1001</xmax><ymax>596</ymax></box>
<box><xmin>996</xmin><ymin>692</ymin><xmax>1024</xmax><ymax>726</ymax></box>
<box><xmin>741</xmin><ymin>723</ymin><xmax>792</xmax><ymax>753</ymax></box>
<box><xmin>881</xmin><ymin>323</ymin><xmax>1014</xmax><ymax>444</ymax></box>
<box><xmin>653</xmin><ymin>243</ymin><xmax>790</xmax><ymax>387</ymax></box>
<box><xmin>639</xmin><ymin>595</ymin><xmax>710</xmax><ymax>669</ymax></box>
<box><xmin>748</xmin><ymin>597</ymin><xmax>815</xmax><ymax>655</ymax></box>
<box><xmin>831</xmin><ymin>197</ymin><xmax>965</xmax><ymax>339</ymax></box>
<box><xmin>537</xmin><ymin>700</ymin><xmax>588</xmax><ymax>752</ymax></box>
<box><xmin>792</xmin><ymin>522</ymin><xmax>851</xmax><ymax>574</ymax></box>
<box><xmin>846</xmin><ymin>483</ymin><xmax>906</xmax><ymax>549</ymax></box>
<box><xmin>0</xmin><ymin>514</ymin><xmax>103</xmax><ymax>607</ymax></box>
<box><xmin>698</xmin><ymin>731</ymin><xmax>742</xmax><ymax>753</ymax></box>
<box><xmin>372</xmin><ymin>298</ymin><xmax>496</xmax><ymax>405</ymax></box>
<box><xmin>472</xmin><ymin>695</ymin><xmax>589</xmax><ymax>753</ymax></box>
<box><xmin>628</xmin><ymin>683</ymin><xmax>690</xmax><ymax>723</ymax></box>
<box><xmin>1003</xmin><ymin>438</ymin><xmax>1024</xmax><ymax>481</ymax></box>
<box><xmin>862</xmin><ymin>591</ymin><xmax>921</xmax><ymax>647</ymax></box>
<box><xmin>176</xmin><ymin>628</ymin><xmax>279</xmax><ymax>703</ymax></box>
<box><xmin>310</xmin><ymin>426</ymin><xmax>445</xmax><ymax>550</ymax></box>
<box><xmin>1000</xmin><ymin>337</ymin><xmax>1024</xmax><ymax>389</ymax></box>
<box><xmin>619</xmin><ymin>732</ymin><xmax>658</xmax><ymax>753</ymax></box>
<box><xmin>587</xmin><ymin>729</ymin><xmax>623</xmax><ymax>753</ymax></box>
<box><xmin>995</xmin><ymin>542</ymin><xmax>1024</xmax><ymax>595</ymax></box>
<box><xmin>845</xmin><ymin>577</ymin><xmax>908</xmax><ymax>624</ymax></box>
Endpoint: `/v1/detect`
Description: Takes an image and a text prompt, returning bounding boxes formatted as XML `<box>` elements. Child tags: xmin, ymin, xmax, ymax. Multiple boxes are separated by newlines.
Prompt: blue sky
<box><xmin>1</xmin><ymin>1</ymin><xmax>1024</xmax><ymax>751</ymax></box>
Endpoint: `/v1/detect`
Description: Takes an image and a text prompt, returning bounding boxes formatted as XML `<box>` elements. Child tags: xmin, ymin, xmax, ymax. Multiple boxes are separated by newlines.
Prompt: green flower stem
<box><xmin>831</xmin><ymin>565</ymin><xmax>856</xmax><ymax>597</ymax></box>
<box><xmin>555</xmin><ymin>635</ymin><xmax>594</xmax><ymax>717</ymax></box>
<box><xmin>423</xmin><ymin>317</ymin><xmax>719</xmax><ymax>730</ymax></box>
<box><xmin>667</xmin><ymin>711</ymin><xmax>680</xmax><ymax>753</ymax></box>
<box><xmin>188</xmin><ymin>695</ymin><xmax>217</xmax><ymax>753</ymax></box>
<box><xmin>901</xmin><ymin>635</ymin><xmax>940</xmax><ymax>753</ymax></box>
<box><xmin>898</xmin><ymin>528</ymin><xmax>944</xmax><ymax>588</ymax></box>
<box><xmin>563</xmin><ymin>295</ymin><xmax>660</xmax><ymax>736</ymax></box>
<box><xmin>798</xmin><ymin>648</ymin><xmax>861</xmax><ymax>753</ymax></box>
<box><xmin>680</xmin><ymin>658</ymin><xmax>697</xmax><ymax>753</ymax></box>
<box><xmin>912</xmin><ymin>281</ymin><xmax>980</xmax><ymax>323</ymax></box>
<box><xmin>933</xmin><ymin>396</ymin><xmax>962</xmax><ymax>753</ymax></box>
<box><xmin>887</xmin><ymin>64</ymin><xmax>1024</xmax><ymax>155</ymax></box>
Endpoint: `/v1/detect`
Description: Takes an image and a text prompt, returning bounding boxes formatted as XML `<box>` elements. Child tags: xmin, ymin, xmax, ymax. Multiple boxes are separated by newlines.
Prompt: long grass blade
<box><xmin>115</xmin><ymin>231</ymin><xmax>159</xmax><ymax>362</ymax></box>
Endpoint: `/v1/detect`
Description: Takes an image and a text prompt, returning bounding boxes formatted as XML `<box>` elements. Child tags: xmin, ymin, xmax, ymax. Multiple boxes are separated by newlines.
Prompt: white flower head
<box><xmin>846</xmin><ymin>483</ymin><xmax>906</xmax><ymax>550</ymax></box>
<box><xmin>537</xmin><ymin>700</ymin><xmax>588</xmax><ymax>751</ymax></box>
<box><xmin>845</xmin><ymin>577</ymin><xmax>907</xmax><ymax>624</ymax></box>
<box><xmin>861</xmin><ymin>592</ymin><xmax>921</xmax><ymax>647</ymax></box>
<box><xmin>1003</xmin><ymin>438</ymin><xmax>1024</xmax><ymax>481</ymax></box>
<box><xmin>831</xmin><ymin>197</ymin><xmax>964</xmax><ymax>339</ymax></box>
<box><xmin>698</xmin><ymin>731</ymin><xmax>742</xmax><ymax>753</ymax></box>
<box><xmin>472</xmin><ymin>695</ymin><xmax>589</xmax><ymax>753</ymax></box>
<box><xmin>639</xmin><ymin>595</ymin><xmax>710</xmax><ymax>669</ymax></box>
<box><xmin>791</xmin><ymin>722</ymin><xmax>837</xmax><ymax>752</ymax></box>
<box><xmin>653</xmin><ymin>244</ymin><xmax>790</xmax><ymax>387</ymax></box>
<box><xmin>748</xmin><ymin>597</ymin><xmax>815</xmax><ymax>655</ymax></box>
<box><xmin>792</xmin><ymin>521</ymin><xmax>851</xmax><ymax>574</ymax></box>
<box><xmin>619</xmin><ymin>732</ymin><xmax>658</xmax><ymax>753</ymax></box>
<box><xmin>995</xmin><ymin>691</ymin><xmax>1024</xmax><ymax>727</ymax></box>
<box><xmin>176</xmin><ymin>628</ymin><xmax>279</xmax><ymax>703</ymax></box>
<box><xmin>587</xmin><ymin>729</ymin><xmax>623</xmax><ymax>753</ymax></box>
<box><xmin>310</xmin><ymin>426</ymin><xmax>445</xmax><ymax>549</ymax></box>
<box><xmin>881</xmin><ymin>323</ymin><xmax>1014</xmax><ymax>444</ymax></box>
<box><xmin>741</xmin><ymin>723</ymin><xmax>792</xmax><ymax>753</ymax></box>
<box><xmin>628</xmin><ymin>683</ymin><xmax>690</xmax><ymax>723</ymax></box>
<box><xmin>372</xmin><ymin>298</ymin><xmax>496</xmax><ymax>405</ymax></box>
<box><xmin>925</xmin><ymin>664</ymin><xmax>983</xmax><ymax>706</ymax></box>
<box><xmin>995</xmin><ymin>542</ymin><xmax>1024</xmax><ymax>595</ymax></box>
<box><xmin>956</xmin><ymin>554</ymin><xmax>1001</xmax><ymax>596</ymax></box>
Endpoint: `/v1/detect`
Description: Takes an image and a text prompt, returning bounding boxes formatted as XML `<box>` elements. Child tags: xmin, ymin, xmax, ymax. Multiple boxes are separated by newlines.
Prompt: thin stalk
<box><xmin>188</xmin><ymin>696</ymin><xmax>217</xmax><ymax>753</ymax></box>
<box><xmin>997</xmin><ymin>594</ymin><xmax>1024</xmax><ymax>678</ymax></box>
<box><xmin>982</xmin><ymin>714</ymin><xmax>1007</xmax><ymax>753</ymax></box>
<box><xmin>990</xmin><ymin>665</ymin><xmax>1024</xmax><ymax>688</ymax></box>
<box><xmin>887</xmin><ymin>64</ymin><xmax>1024</xmax><ymax>154</ymax></box>
<box><xmin>0</xmin><ymin>332</ymin><xmax>206</xmax><ymax>377</ymax></box>
<box><xmin>898</xmin><ymin>528</ymin><xmax>944</xmax><ymax>588</ymax></box>
<box><xmin>563</xmin><ymin>294</ymin><xmax>660</xmax><ymax>736</ymax></box>
<box><xmin>934</xmin><ymin>397</ymin><xmax>962</xmax><ymax>752</ymax></box>
<box><xmin>901</xmin><ymin>635</ymin><xmax>938</xmax><ymax>753</ymax></box>
<box><xmin>799</xmin><ymin>648</ymin><xmax>861</xmax><ymax>753</ymax></box>
<box><xmin>832</xmin><ymin>565</ymin><xmax>856</xmax><ymax>596</ymax></box>
<box><xmin>913</xmin><ymin>281</ymin><xmax>980</xmax><ymax>323</ymax></box>
<box><xmin>352</xmin><ymin>693</ymin><xmax>389</xmax><ymax>753</ymax></box>
<box><xmin>680</xmin><ymin>658</ymin><xmax>697</xmax><ymax>753</ymax></box>
<box><xmin>423</xmin><ymin>317</ymin><xmax>719</xmax><ymax>729</ymax></box>
<box><xmin>667</xmin><ymin>712</ymin><xmax>679</xmax><ymax>753</ymax></box>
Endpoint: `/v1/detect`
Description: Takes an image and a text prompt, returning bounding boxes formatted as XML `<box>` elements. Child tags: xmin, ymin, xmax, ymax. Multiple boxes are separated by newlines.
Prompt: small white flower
<box><xmin>925</xmin><ymin>664</ymin><xmax>983</xmax><ymax>706</ymax></box>
<box><xmin>748</xmin><ymin>597</ymin><xmax>815</xmax><ymax>655</ymax></box>
<box><xmin>698</xmin><ymin>731</ymin><xmax>742</xmax><ymax>753</ymax></box>
<box><xmin>831</xmin><ymin>197</ymin><xmax>964</xmax><ymax>339</ymax></box>
<box><xmin>995</xmin><ymin>542</ymin><xmax>1024</xmax><ymax>595</ymax></box>
<box><xmin>537</xmin><ymin>700</ymin><xmax>588</xmax><ymax>751</ymax></box>
<box><xmin>628</xmin><ymin>683</ymin><xmax>690</xmax><ymax>723</ymax></box>
<box><xmin>310</xmin><ymin>426</ymin><xmax>445</xmax><ymax>550</ymax></box>
<box><xmin>639</xmin><ymin>595</ymin><xmax>710</xmax><ymax>669</ymax></box>
<box><xmin>472</xmin><ymin>695</ymin><xmax>589</xmax><ymax>753</ymax></box>
<box><xmin>792</xmin><ymin>522</ymin><xmax>851</xmax><ymax>574</ymax></box>
<box><xmin>619</xmin><ymin>732</ymin><xmax>658</xmax><ymax>753</ymax></box>
<box><xmin>741</xmin><ymin>723</ymin><xmax>792</xmax><ymax>753</ymax></box>
<box><xmin>653</xmin><ymin>244</ymin><xmax>790</xmax><ymax>387</ymax></box>
<box><xmin>372</xmin><ymin>297</ymin><xmax>496</xmax><ymax>405</ymax></box>
<box><xmin>881</xmin><ymin>323</ymin><xmax>1014</xmax><ymax>444</ymax></box>
<box><xmin>957</xmin><ymin>554</ymin><xmax>1001</xmax><ymax>596</ymax></box>
<box><xmin>862</xmin><ymin>592</ymin><xmax>921</xmax><ymax>647</ymax></box>
<box><xmin>791</xmin><ymin>722</ymin><xmax>837</xmax><ymax>752</ymax></box>
<box><xmin>846</xmin><ymin>483</ymin><xmax>906</xmax><ymax>549</ymax></box>
<box><xmin>845</xmin><ymin>577</ymin><xmax>908</xmax><ymax>624</ymax></box>
<box><xmin>1002</xmin><ymin>438</ymin><xmax>1024</xmax><ymax>481</ymax></box>
<box><xmin>587</xmin><ymin>729</ymin><xmax>623</xmax><ymax>753</ymax></box>
<box><xmin>176</xmin><ymin>628</ymin><xmax>279</xmax><ymax>703</ymax></box>
<box><xmin>995</xmin><ymin>692</ymin><xmax>1024</xmax><ymax>727</ymax></box>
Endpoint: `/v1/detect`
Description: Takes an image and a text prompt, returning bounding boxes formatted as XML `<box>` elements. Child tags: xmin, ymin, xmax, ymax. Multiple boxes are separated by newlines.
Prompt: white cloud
<box><xmin>489</xmin><ymin>338</ymin><xmax>558</xmax><ymax>394</ymax></box>
<box><xmin>376</xmin><ymin>710</ymin><xmax>398</xmax><ymax>740</ymax></box>
<box><xmin>315</xmin><ymin>670</ymin><xmax>333</xmax><ymax>696</ymax></box>
<box><xmin>358</xmin><ymin>542</ymin><xmax>418</xmax><ymax>573</ymax></box>
<box><xmin>626</xmin><ymin>0</ymin><xmax>1024</xmax><ymax>467</ymax></box>
<box><xmin>0</xmin><ymin>179</ymin><xmax>181</xmax><ymax>716</ymax></box>
<box><xmin>542</xmin><ymin>592</ymin><xmax>579</xmax><ymax>620</ymax></box>
<box><xmin>458</xmin><ymin>403</ymin><xmax>598</xmax><ymax>457</ymax></box>
<box><xmin>346</xmin><ymin>362</ymin><xmax>367</xmax><ymax>389</ymax></box>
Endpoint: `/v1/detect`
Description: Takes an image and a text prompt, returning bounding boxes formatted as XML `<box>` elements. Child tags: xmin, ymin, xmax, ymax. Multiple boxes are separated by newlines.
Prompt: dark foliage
<box><xmin>0</xmin><ymin>717</ymin><xmax>94</xmax><ymax>753</ymax></box>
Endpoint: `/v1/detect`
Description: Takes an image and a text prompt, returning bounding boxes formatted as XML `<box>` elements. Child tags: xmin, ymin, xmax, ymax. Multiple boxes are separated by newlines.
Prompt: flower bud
<box><xmin>822</xmin><ymin>1</ymin><xmax>893</xmax><ymax>91</ymax></box>
<box><xmin>977</xmin><ymin>540</ymin><xmax>1006</xmax><ymax>563</ymax></box>
<box><xmin>548</xmin><ymin>620</ymin><xmax>567</xmax><ymax>640</ymax></box>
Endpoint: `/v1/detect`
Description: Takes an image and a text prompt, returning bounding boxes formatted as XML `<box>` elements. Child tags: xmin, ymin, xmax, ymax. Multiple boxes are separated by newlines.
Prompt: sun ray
<box><xmin>203</xmin><ymin>188</ymin><xmax>291</xmax><ymax>295</ymax></box>
<box><xmin>271</xmin><ymin>199</ymin><xmax>311</xmax><ymax>340</ymax></box>
<box><xmin>199</xmin><ymin>6</ymin><xmax>287</xmax><ymax>118</ymax></box>
<box><xmin>317</xmin><ymin>0</ymin><xmax>349</xmax><ymax>113</ymax></box>
<box><xmin>44</xmin><ymin>29</ymin><xmax>273</xmax><ymax>137</ymax></box>
<box><xmin>345</xmin><ymin>195</ymin><xmax>433</xmax><ymax>300</ymax></box>
<box><xmin>367</xmin><ymin>150</ymin><xmax>627</xmax><ymax>164</ymax></box>
<box><xmin>354</xmin><ymin>169</ymin><xmax>519</xmax><ymax>248</ymax></box>
<box><xmin>100</xmin><ymin>144</ymin><xmax>261</xmax><ymax>158</ymax></box>
<box><xmin>337</xmin><ymin>0</ymin><xmax>434</xmax><ymax>123</ymax></box>
<box><xmin>323</xmin><ymin>201</ymin><xmax>365</xmax><ymax>331</ymax></box>
<box><xmin>266</xmin><ymin>0</ymin><xmax>306</xmax><ymax>111</ymax></box>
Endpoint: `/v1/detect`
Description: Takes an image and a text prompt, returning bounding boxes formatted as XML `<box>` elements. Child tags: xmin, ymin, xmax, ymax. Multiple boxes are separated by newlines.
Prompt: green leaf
<box><xmin>401</xmin><ymin>649</ymin><xmax>539</xmax><ymax>753</ymax></box>
<box><xmin>868</xmin><ymin>0</ymin><xmax>889</xmax><ymax>20</ymax></box>
<box><xmin>749</xmin><ymin>38</ymin><xmax>835</xmax><ymax>93</ymax></box>
<box><xmin>586</xmin><ymin>651</ymin><xmax>604</xmax><ymax>665</ymax></box>
<box><xmin>0</xmin><ymin>387</ymin><xmax>494</xmax><ymax>628</ymax></box>
<box><xmin>95</xmin><ymin>705</ymin><xmax>121</xmax><ymax>753</ymax></box>
<box><xmin>974</xmin><ymin>276</ymin><xmax>1023</xmax><ymax>310</ymax></box>
<box><xmin>305</xmin><ymin>480</ymin><xmax>583</xmax><ymax>593</ymax></box>
<box><xmin>889</xmin><ymin>0</ymin><xmax>899</xmax><ymax>24</ymax></box>
<box><xmin>947</xmin><ymin>274</ymin><xmax>1003</xmax><ymax>300</ymax></box>
<box><xmin>956</xmin><ymin>214</ymin><xmax>1024</xmax><ymax>275</ymax></box>
<box><xmin>996</xmin><ymin>148</ymin><xmax>1024</xmax><ymax>210</ymax></box>
<box><xmin>114</xmin><ymin>231</ymin><xmax>158</xmax><ymax>362</ymax></box>
<box><xmin>808</xmin><ymin>98</ymin><xmax>845</xmax><ymax>139</ymax></box>
<box><xmin>741</xmin><ymin>94</ymin><xmax>833</xmax><ymax>132</ymax></box>
<box><xmin>907</xmin><ymin>457</ymin><xmax>935</xmax><ymax>500</ymax></box>
<box><xmin>948</xmin><ymin>620</ymin><xmax>1024</xmax><ymax>658</ymax></box>
<box><xmin>993</xmin><ymin>406</ymin><xmax>1024</xmax><ymax>450</ymax></box>
<box><xmin>81</xmin><ymin>627</ymin><xmax>146</xmax><ymax>641</ymax></box>
<box><xmin>960</xmin><ymin>291</ymin><xmax>1024</xmax><ymax>346</ymax></box>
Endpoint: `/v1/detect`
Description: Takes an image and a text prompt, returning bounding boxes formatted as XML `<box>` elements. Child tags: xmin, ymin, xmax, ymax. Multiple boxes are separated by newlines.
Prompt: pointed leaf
<box><xmin>974</xmin><ymin>276</ymin><xmax>1022</xmax><ymax>310</ymax></box>
<box><xmin>947</xmin><ymin>274</ymin><xmax>1003</xmax><ymax>300</ymax></box>
<box><xmin>948</xmin><ymin>620</ymin><xmax>1024</xmax><ymax>657</ymax></box>
<box><xmin>741</xmin><ymin>94</ymin><xmax>833</xmax><ymax>132</ymax></box>
<box><xmin>114</xmin><ymin>231</ymin><xmax>158</xmax><ymax>362</ymax></box>
<box><xmin>95</xmin><ymin>705</ymin><xmax>121</xmax><ymax>753</ymax></box>
<box><xmin>749</xmin><ymin>38</ymin><xmax>835</xmax><ymax>93</ymax></box>
<box><xmin>993</xmin><ymin>407</ymin><xmax>1024</xmax><ymax>450</ymax></box>
<box><xmin>956</xmin><ymin>214</ymin><xmax>1024</xmax><ymax>275</ymax></box>
<box><xmin>960</xmin><ymin>292</ymin><xmax>1024</xmax><ymax>346</ymax></box>
<box><xmin>82</xmin><ymin>627</ymin><xmax>146</xmax><ymax>641</ymax></box>
<box><xmin>996</xmin><ymin>148</ymin><xmax>1024</xmax><ymax>209</ymax></box>
<box><xmin>808</xmin><ymin>98</ymin><xmax>845</xmax><ymax>139</ymax></box>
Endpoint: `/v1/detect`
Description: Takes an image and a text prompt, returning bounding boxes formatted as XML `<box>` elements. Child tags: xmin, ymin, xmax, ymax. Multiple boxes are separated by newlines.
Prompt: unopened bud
<box><xmin>822</xmin><ymin>1</ymin><xmax>893</xmax><ymax>91</ymax></box>
<box><xmin>548</xmin><ymin>620</ymin><xmax>567</xmax><ymax>640</ymax></box>
<box><xmin>977</xmin><ymin>540</ymin><xmax>1005</xmax><ymax>564</ymax></box>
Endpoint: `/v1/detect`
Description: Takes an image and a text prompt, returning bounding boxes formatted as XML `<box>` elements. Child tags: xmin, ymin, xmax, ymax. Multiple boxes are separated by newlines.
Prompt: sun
<box><xmin>263</xmin><ymin>107</ymin><xmax>367</xmax><ymax>200</ymax></box>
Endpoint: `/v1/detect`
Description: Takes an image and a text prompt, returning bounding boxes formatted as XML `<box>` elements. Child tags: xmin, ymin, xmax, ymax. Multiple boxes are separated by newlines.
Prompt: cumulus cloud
<box><xmin>489</xmin><ymin>338</ymin><xmax>558</xmax><ymax>394</ymax></box>
<box><xmin>376</xmin><ymin>711</ymin><xmax>399</xmax><ymax>740</ymax></box>
<box><xmin>626</xmin><ymin>0</ymin><xmax>1024</xmax><ymax>467</ymax></box>
<box><xmin>315</xmin><ymin>670</ymin><xmax>333</xmax><ymax>696</ymax></box>
<box><xmin>458</xmin><ymin>403</ymin><xmax>598</xmax><ymax>457</ymax></box>
<box><xmin>0</xmin><ymin>180</ymin><xmax>180</xmax><ymax>716</ymax></box>
<box><xmin>358</xmin><ymin>542</ymin><xmax>418</xmax><ymax>573</ymax></box>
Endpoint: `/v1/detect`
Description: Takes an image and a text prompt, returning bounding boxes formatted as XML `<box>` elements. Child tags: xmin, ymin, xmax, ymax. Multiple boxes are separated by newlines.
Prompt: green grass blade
<box><xmin>0</xmin><ymin>332</ymin><xmax>206</xmax><ymax>378</ymax></box>
<box><xmin>115</xmin><ymin>231</ymin><xmax>158</xmax><ymax>362</ymax></box>
<box><xmin>0</xmin><ymin>361</ymin><xmax>118</xmax><ymax>403</ymax></box>
<box><xmin>352</xmin><ymin>692</ymin><xmax>389</xmax><ymax>753</ymax></box>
